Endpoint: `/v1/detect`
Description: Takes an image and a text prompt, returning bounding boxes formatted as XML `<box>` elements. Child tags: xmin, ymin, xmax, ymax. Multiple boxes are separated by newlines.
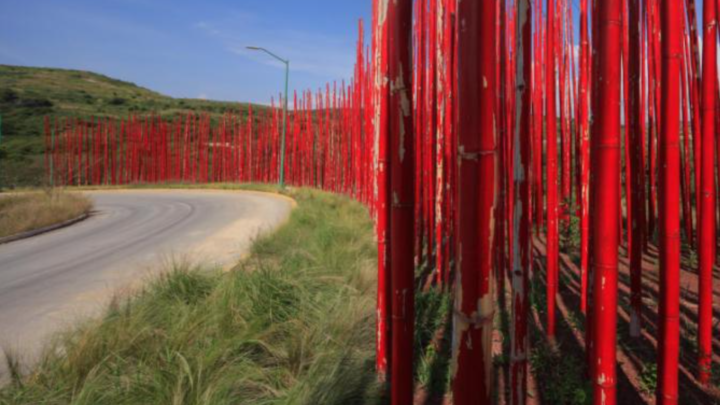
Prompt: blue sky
<box><xmin>0</xmin><ymin>0</ymin><xmax>712</xmax><ymax>105</ymax></box>
<box><xmin>0</xmin><ymin>0</ymin><xmax>371</xmax><ymax>104</ymax></box>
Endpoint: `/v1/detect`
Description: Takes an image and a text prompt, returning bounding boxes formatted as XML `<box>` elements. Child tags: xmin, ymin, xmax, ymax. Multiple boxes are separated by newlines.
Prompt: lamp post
<box><xmin>246</xmin><ymin>46</ymin><xmax>289</xmax><ymax>187</ymax></box>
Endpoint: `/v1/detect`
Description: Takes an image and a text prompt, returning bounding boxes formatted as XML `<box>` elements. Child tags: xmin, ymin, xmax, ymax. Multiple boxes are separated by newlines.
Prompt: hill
<box><xmin>0</xmin><ymin>64</ymin><xmax>261</xmax><ymax>187</ymax></box>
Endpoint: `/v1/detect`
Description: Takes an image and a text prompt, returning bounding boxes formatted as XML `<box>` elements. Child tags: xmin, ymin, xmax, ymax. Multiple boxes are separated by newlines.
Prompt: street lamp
<box><xmin>246</xmin><ymin>46</ymin><xmax>289</xmax><ymax>188</ymax></box>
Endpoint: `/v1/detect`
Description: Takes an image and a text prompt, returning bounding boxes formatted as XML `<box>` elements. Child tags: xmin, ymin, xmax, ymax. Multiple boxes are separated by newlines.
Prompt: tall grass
<box><xmin>0</xmin><ymin>190</ymin><xmax>92</xmax><ymax>238</ymax></box>
<box><xmin>0</xmin><ymin>188</ymin><xmax>381</xmax><ymax>405</ymax></box>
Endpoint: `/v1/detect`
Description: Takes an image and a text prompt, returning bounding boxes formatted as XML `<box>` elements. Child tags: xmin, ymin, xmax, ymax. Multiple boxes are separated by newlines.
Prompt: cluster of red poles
<box><xmin>43</xmin><ymin>75</ymin><xmax>375</xmax><ymax>203</ymax></box>
<box><xmin>45</xmin><ymin>0</ymin><xmax>720</xmax><ymax>403</ymax></box>
<box><xmin>375</xmin><ymin>0</ymin><xmax>719</xmax><ymax>403</ymax></box>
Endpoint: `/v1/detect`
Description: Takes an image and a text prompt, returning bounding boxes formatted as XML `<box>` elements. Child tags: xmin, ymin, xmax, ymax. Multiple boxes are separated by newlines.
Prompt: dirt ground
<box><xmin>502</xmin><ymin>233</ymin><xmax>720</xmax><ymax>405</ymax></box>
<box><xmin>413</xmin><ymin>231</ymin><xmax>720</xmax><ymax>404</ymax></box>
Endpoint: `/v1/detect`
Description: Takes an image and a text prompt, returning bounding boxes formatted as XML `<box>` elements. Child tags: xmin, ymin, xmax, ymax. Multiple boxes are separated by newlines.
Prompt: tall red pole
<box><xmin>427</xmin><ymin>0</ymin><xmax>438</xmax><ymax>276</ymax></box>
<box><xmin>435</xmin><ymin>0</ymin><xmax>448</xmax><ymax>287</ymax></box>
<box><xmin>657</xmin><ymin>0</ymin><xmax>682</xmax><ymax>403</ymax></box>
<box><xmin>628</xmin><ymin>0</ymin><xmax>646</xmax><ymax>338</ymax></box>
<box><xmin>578</xmin><ymin>0</ymin><xmax>591</xmax><ymax>315</ymax></box>
<box><xmin>648</xmin><ymin>0</ymin><xmax>660</xmax><ymax>239</ymax></box>
<box><xmin>558</xmin><ymin>0</ymin><xmax>570</xmax><ymax>215</ymax></box>
<box><xmin>496</xmin><ymin>0</ymin><xmax>509</xmax><ymax>298</ymax></box>
<box><xmin>533</xmin><ymin>1</ymin><xmax>544</xmax><ymax>236</ymax></box>
<box><xmin>413</xmin><ymin>0</ymin><xmax>425</xmax><ymax>274</ymax></box>
<box><xmin>510</xmin><ymin>0</ymin><xmax>532</xmax><ymax>403</ymax></box>
<box><xmin>590</xmin><ymin>0</ymin><xmax>622</xmax><ymax>403</ymax></box>
<box><xmin>545</xmin><ymin>0</ymin><xmax>559</xmax><ymax>339</ymax></box>
<box><xmin>686</xmin><ymin>0</ymin><xmax>703</xmax><ymax>230</ymax></box>
<box><xmin>698</xmin><ymin>0</ymin><xmax>717</xmax><ymax>386</ymax></box>
<box><xmin>386</xmin><ymin>0</ymin><xmax>415</xmax><ymax>402</ymax></box>
<box><xmin>622</xmin><ymin>1</ymin><xmax>632</xmax><ymax>254</ymax></box>
<box><xmin>453</xmin><ymin>0</ymin><xmax>497</xmax><ymax>403</ymax></box>
<box><xmin>372</xmin><ymin>0</ymin><xmax>391</xmax><ymax>380</ymax></box>
<box><xmin>679</xmin><ymin>54</ymin><xmax>693</xmax><ymax>246</ymax></box>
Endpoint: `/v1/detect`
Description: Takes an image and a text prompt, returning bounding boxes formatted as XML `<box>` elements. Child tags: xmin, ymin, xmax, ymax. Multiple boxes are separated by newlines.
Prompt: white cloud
<box><xmin>192</xmin><ymin>14</ymin><xmax>356</xmax><ymax>81</ymax></box>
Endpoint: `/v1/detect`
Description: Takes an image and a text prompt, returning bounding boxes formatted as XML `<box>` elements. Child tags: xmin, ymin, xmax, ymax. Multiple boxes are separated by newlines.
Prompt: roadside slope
<box><xmin>0</xmin><ymin>189</ymin><xmax>292</xmax><ymax>389</ymax></box>
<box><xmin>0</xmin><ymin>188</ymin><xmax>380</xmax><ymax>405</ymax></box>
<box><xmin>0</xmin><ymin>190</ymin><xmax>92</xmax><ymax>240</ymax></box>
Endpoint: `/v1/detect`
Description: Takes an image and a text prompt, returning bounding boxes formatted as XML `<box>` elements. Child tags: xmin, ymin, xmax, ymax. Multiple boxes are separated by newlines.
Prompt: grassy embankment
<box><xmin>0</xmin><ymin>187</ymin><xmax>385</xmax><ymax>405</ymax></box>
<box><xmin>0</xmin><ymin>64</ymin><xmax>262</xmax><ymax>188</ymax></box>
<box><xmin>0</xmin><ymin>190</ymin><xmax>92</xmax><ymax>239</ymax></box>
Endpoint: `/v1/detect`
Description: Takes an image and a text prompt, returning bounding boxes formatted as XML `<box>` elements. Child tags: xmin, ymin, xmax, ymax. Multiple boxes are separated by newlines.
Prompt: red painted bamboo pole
<box><xmin>697</xmin><ymin>0</ymin><xmax>717</xmax><ymax>386</ymax></box>
<box><xmin>435</xmin><ymin>0</ymin><xmax>448</xmax><ymax>287</ymax></box>
<box><xmin>427</xmin><ymin>0</ymin><xmax>438</xmax><ymax>274</ymax></box>
<box><xmin>453</xmin><ymin>0</ymin><xmax>496</xmax><ymax>402</ymax></box>
<box><xmin>510</xmin><ymin>0</ymin><xmax>531</xmax><ymax>403</ymax></box>
<box><xmin>622</xmin><ymin>1</ymin><xmax>632</xmax><ymax>254</ymax></box>
<box><xmin>413</xmin><ymin>0</ymin><xmax>424</xmax><ymax>273</ymax></box>
<box><xmin>590</xmin><ymin>0</ymin><xmax>622</xmax><ymax>403</ymax></box>
<box><xmin>444</xmin><ymin>0</ymin><xmax>456</xmax><ymax>286</ymax></box>
<box><xmin>586</xmin><ymin>0</ymin><xmax>598</xmax><ymax>379</ymax></box>
<box><xmin>247</xmin><ymin>106</ymin><xmax>254</xmax><ymax>182</ymax></box>
<box><xmin>558</xmin><ymin>0</ymin><xmax>570</xmax><ymax>217</ymax></box>
<box><xmin>533</xmin><ymin>0</ymin><xmax>544</xmax><ymax>236</ymax></box>
<box><xmin>505</xmin><ymin>0</ymin><xmax>516</xmax><ymax>290</ymax></box>
<box><xmin>657</xmin><ymin>0</ymin><xmax>682</xmax><ymax>403</ymax></box>
<box><xmin>496</xmin><ymin>0</ymin><xmax>509</xmax><ymax>300</ymax></box>
<box><xmin>103</xmin><ymin>119</ymin><xmax>109</xmax><ymax>184</ymax></box>
<box><xmin>628</xmin><ymin>0</ymin><xmax>646</xmax><ymax>338</ymax></box>
<box><xmin>545</xmin><ymin>0</ymin><xmax>559</xmax><ymax>340</ymax></box>
<box><xmin>385</xmin><ymin>1</ymin><xmax>414</xmax><ymax>402</ymax></box>
<box><xmin>579</xmin><ymin>0</ymin><xmax>591</xmax><ymax>315</ymax></box>
<box><xmin>648</xmin><ymin>0</ymin><xmax>660</xmax><ymax>239</ymax></box>
<box><xmin>43</xmin><ymin>117</ymin><xmax>50</xmax><ymax>184</ymax></box>
<box><xmin>372</xmin><ymin>0</ymin><xmax>391</xmax><ymax>379</ymax></box>
<box><xmin>680</xmin><ymin>53</ymin><xmax>693</xmax><ymax>245</ymax></box>
<box><xmin>686</xmin><ymin>0</ymin><xmax>703</xmax><ymax>232</ymax></box>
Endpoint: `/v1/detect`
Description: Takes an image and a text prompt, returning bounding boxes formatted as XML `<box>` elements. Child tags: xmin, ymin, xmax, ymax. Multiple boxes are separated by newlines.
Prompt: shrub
<box><xmin>19</xmin><ymin>96</ymin><xmax>53</xmax><ymax>109</ymax></box>
<box><xmin>0</xmin><ymin>88</ymin><xmax>19</xmax><ymax>103</ymax></box>
<box><xmin>108</xmin><ymin>96</ymin><xmax>127</xmax><ymax>106</ymax></box>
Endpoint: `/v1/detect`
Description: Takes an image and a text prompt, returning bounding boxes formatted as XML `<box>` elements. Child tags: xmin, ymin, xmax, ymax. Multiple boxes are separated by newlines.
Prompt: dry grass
<box><xmin>0</xmin><ymin>190</ymin><xmax>92</xmax><ymax>238</ymax></box>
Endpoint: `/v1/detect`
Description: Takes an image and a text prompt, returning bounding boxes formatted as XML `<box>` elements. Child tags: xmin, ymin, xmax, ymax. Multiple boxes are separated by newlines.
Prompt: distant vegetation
<box><xmin>0</xmin><ymin>190</ymin><xmax>92</xmax><ymax>239</ymax></box>
<box><xmin>0</xmin><ymin>64</ymin><xmax>262</xmax><ymax>188</ymax></box>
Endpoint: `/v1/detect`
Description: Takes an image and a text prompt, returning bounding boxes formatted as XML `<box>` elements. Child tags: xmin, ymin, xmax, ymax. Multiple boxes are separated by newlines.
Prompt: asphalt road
<box><xmin>0</xmin><ymin>189</ymin><xmax>292</xmax><ymax>382</ymax></box>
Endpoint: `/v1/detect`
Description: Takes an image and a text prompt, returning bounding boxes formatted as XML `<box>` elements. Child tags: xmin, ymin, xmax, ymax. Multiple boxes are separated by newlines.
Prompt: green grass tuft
<box><xmin>529</xmin><ymin>341</ymin><xmax>592</xmax><ymax>405</ymax></box>
<box><xmin>414</xmin><ymin>288</ymin><xmax>452</xmax><ymax>396</ymax></box>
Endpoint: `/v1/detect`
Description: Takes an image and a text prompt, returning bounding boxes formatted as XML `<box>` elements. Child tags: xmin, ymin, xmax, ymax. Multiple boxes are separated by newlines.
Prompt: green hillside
<box><xmin>0</xmin><ymin>64</ymin><xmax>261</xmax><ymax>188</ymax></box>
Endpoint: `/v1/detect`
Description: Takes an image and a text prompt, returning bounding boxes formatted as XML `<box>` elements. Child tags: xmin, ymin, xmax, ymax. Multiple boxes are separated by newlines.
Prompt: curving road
<box><xmin>0</xmin><ymin>190</ymin><xmax>292</xmax><ymax>382</ymax></box>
